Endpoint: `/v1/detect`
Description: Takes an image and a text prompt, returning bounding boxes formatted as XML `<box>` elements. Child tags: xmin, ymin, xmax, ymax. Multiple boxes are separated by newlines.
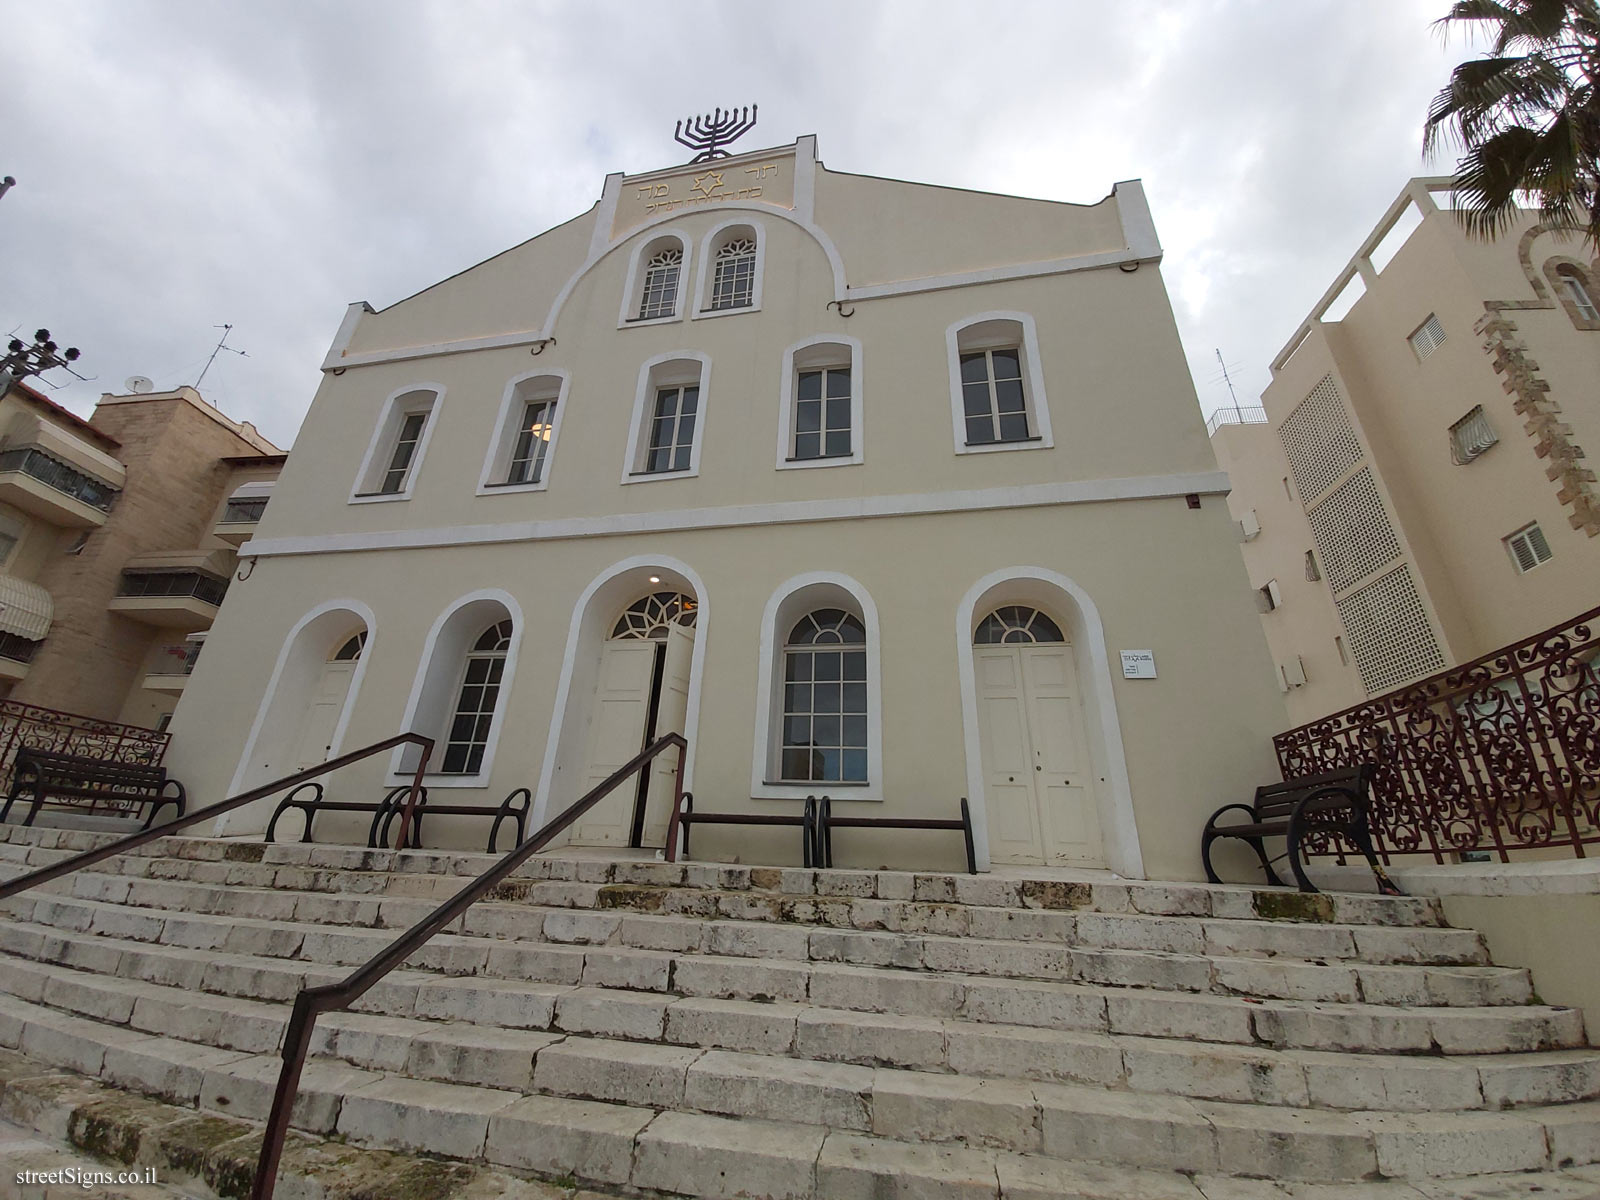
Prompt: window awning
<box><xmin>228</xmin><ymin>480</ymin><xmax>275</xmax><ymax>501</ymax></box>
<box><xmin>7</xmin><ymin>413</ymin><xmax>127</xmax><ymax>489</ymax></box>
<box><xmin>0</xmin><ymin>573</ymin><xmax>53</xmax><ymax>641</ymax></box>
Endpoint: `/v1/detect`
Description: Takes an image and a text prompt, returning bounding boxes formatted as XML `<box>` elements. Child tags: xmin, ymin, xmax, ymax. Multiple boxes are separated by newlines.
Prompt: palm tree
<box><xmin>1424</xmin><ymin>0</ymin><xmax>1600</xmax><ymax>246</ymax></box>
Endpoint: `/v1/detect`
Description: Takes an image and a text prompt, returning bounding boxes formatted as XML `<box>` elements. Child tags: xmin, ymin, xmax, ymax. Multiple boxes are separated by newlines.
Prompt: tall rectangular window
<box><xmin>380</xmin><ymin>412</ymin><xmax>427</xmax><ymax>494</ymax></box>
<box><xmin>793</xmin><ymin>367</ymin><xmax>851</xmax><ymax>460</ymax></box>
<box><xmin>646</xmin><ymin>385</ymin><xmax>698</xmax><ymax>473</ymax></box>
<box><xmin>1564</xmin><ymin>275</ymin><xmax>1599</xmax><ymax>320</ymax></box>
<box><xmin>961</xmin><ymin>348</ymin><xmax>1030</xmax><ymax>444</ymax></box>
<box><xmin>506</xmin><ymin>400</ymin><xmax>555</xmax><ymax>485</ymax></box>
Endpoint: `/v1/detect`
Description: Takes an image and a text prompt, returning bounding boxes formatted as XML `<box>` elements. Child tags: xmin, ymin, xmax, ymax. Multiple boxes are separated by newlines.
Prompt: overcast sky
<box><xmin>2</xmin><ymin>1</ymin><xmax>1483</xmax><ymax>449</ymax></box>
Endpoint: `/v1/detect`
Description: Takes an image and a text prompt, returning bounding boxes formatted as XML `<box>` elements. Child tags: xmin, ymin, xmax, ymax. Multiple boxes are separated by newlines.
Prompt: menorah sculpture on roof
<box><xmin>674</xmin><ymin>105</ymin><xmax>758</xmax><ymax>163</ymax></box>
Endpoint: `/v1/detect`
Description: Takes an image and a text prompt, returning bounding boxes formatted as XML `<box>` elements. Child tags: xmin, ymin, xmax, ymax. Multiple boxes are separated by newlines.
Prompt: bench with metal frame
<box><xmin>0</xmin><ymin>747</ymin><xmax>185</xmax><ymax>831</ymax></box>
<box><xmin>813</xmin><ymin>795</ymin><xmax>978</xmax><ymax>875</ymax></box>
<box><xmin>1201</xmin><ymin>763</ymin><xmax>1400</xmax><ymax>894</ymax></box>
<box><xmin>666</xmin><ymin>792</ymin><xmax>819</xmax><ymax>867</ymax></box>
<box><xmin>266</xmin><ymin>783</ymin><xmax>530</xmax><ymax>854</ymax></box>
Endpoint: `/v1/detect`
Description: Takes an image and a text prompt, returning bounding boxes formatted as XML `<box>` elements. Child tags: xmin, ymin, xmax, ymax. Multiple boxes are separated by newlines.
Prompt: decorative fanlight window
<box><xmin>637</xmin><ymin>246</ymin><xmax>684</xmax><ymax>320</ymax></box>
<box><xmin>781</xmin><ymin>608</ymin><xmax>868</xmax><ymax>783</ymax></box>
<box><xmin>441</xmin><ymin>620</ymin><xmax>512</xmax><ymax>774</ymax></box>
<box><xmin>332</xmin><ymin>631</ymin><xmax>367</xmax><ymax>661</ymax></box>
<box><xmin>973</xmin><ymin>606</ymin><xmax>1066</xmax><ymax>644</ymax></box>
<box><xmin>611</xmin><ymin>591</ymin><xmax>697</xmax><ymax>640</ymax></box>
<box><xmin>709</xmin><ymin>236</ymin><xmax>757</xmax><ymax>310</ymax></box>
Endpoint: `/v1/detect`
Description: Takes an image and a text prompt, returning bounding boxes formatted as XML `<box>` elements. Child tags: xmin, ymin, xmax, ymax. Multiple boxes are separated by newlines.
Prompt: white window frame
<box><xmin>621</xmin><ymin>351</ymin><xmax>711</xmax><ymax>485</ymax></box>
<box><xmin>945</xmin><ymin>312</ymin><xmax>1054</xmax><ymax>455</ymax></box>
<box><xmin>1563</xmin><ymin>273</ymin><xmax>1600</xmax><ymax>321</ymax></box>
<box><xmin>1504</xmin><ymin>522</ymin><xmax>1553</xmax><ymax>574</ymax></box>
<box><xmin>617</xmin><ymin>231</ymin><xmax>692</xmax><ymax>329</ymax></box>
<box><xmin>776</xmin><ymin>335</ymin><xmax>863</xmax><ymax>471</ymax></box>
<box><xmin>692</xmin><ymin>219</ymin><xmax>765</xmax><ymax>319</ymax></box>
<box><xmin>388</xmin><ymin>590</ymin><xmax>523</xmax><ymax>789</ymax></box>
<box><xmin>349</xmin><ymin>384</ymin><xmax>443</xmax><ymax>504</ymax></box>
<box><xmin>750</xmin><ymin>572</ymin><xmax>884</xmax><ymax>802</ymax></box>
<box><xmin>477</xmin><ymin>370</ymin><xmax>570</xmax><ymax>496</ymax></box>
<box><xmin>1408</xmin><ymin>313</ymin><xmax>1446</xmax><ymax>362</ymax></box>
<box><xmin>439</xmin><ymin>620</ymin><xmax>512</xmax><ymax>776</ymax></box>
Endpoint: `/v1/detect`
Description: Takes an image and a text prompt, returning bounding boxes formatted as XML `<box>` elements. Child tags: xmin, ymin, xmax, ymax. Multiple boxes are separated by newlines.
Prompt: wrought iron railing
<box><xmin>0</xmin><ymin>701</ymin><xmax>169</xmax><ymax>792</ymax></box>
<box><xmin>1274</xmin><ymin>605</ymin><xmax>1600</xmax><ymax>862</ymax></box>
<box><xmin>247</xmin><ymin>731</ymin><xmax>687</xmax><ymax>1200</ymax></box>
<box><xmin>0</xmin><ymin>445</ymin><xmax>119</xmax><ymax>512</ymax></box>
<box><xmin>0</xmin><ymin>732</ymin><xmax>432</xmax><ymax>902</ymax></box>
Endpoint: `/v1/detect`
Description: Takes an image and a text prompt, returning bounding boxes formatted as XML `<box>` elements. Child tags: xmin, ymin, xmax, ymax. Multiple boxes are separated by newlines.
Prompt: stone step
<box><xmin>1</xmin><ymin>936</ymin><xmax>1595</xmax><ymax>1119</ymax></box>
<box><xmin>2</xmin><ymin>859</ymin><xmax>1492</xmax><ymax>970</ymax></box>
<box><xmin>2</xmin><ymin>879</ymin><xmax>1533</xmax><ymax>1008</ymax></box>
<box><xmin>0</xmin><ymin>825</ymin><xmax>1451</xmax><ymax>927</ymax></box>
<box><xmin>2</xmin><ymin>989</ymin><xmax>1596</xmax><ymax>1184</ymax></box>
<box><xmin>0</xmin><ymin>912</ymin><xmax>1581</xmax><ymax>1061</ymax></box>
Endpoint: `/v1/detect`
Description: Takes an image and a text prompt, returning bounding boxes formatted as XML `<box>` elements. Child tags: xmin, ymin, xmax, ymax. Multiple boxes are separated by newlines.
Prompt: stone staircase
<box><xmin>1</xmin><ymin>824</ymin><xmax>1599</xmax><ymax>1199</ymax></box>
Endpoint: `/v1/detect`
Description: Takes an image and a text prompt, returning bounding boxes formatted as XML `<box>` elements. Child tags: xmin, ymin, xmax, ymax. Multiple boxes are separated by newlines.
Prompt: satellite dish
<box><xmin>124</xmin><ymin>376</ymin><xmax>154</xmax><ymax>394</ymax></box>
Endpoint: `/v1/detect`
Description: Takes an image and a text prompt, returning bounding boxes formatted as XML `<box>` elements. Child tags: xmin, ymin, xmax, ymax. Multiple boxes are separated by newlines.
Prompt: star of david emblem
<box><xmin>691</xmin><ymin>171</ymin><xmax>726</xmax><ymax>198</ymax></box>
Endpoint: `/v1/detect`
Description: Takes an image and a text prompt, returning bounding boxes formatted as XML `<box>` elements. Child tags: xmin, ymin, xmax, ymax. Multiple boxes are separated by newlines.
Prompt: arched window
<box><xmin>611</xmin><ymin>591</ymin><xmax>697</xmax><ymax>639</ymax></box>
<box><xmin>781</xmin><ymin>609</ymin><xmax>868</xmax><ymax>783</ymax></box>
<box><xmin>710</xmin><ymin>236</ymin><xmax>757</xmax><ymax>310</ymax></box>
<box><xmin>945</xmin><ymin>313</ymin><xmax>1054</xmax><ymax>454</ymax></box>
<box><xmin>1560</xmin><ymin>268</ymin><xmax>1599</xmax><ymax>321</ymax></box>
<box><xmin>973</xmin><ymin>606</ymin><xmax>1065</xmax><ymax>644</ymax></box>
<box><xmin>441</xmin><ymin>620</ymin><xmax>512</xmax><ymax>774</ymax></box>
<box><xmin>633</xmin><ymin>242</ymin><xmax>685</xmax><ymax>322</ymax></box>
<box><xmin>332</xmin><ymin>631</ymin><xmax>367</xmax><ymax>660</ymax></box>
<box><xmin>351</xmin><ymin>386</ymin><xmax>442</xmax><ymax>501</ymax></box>
<box><xmin>623</xmin><ymin>353</ymin><xmax>711</xmax><ymax>481</ymax></box>
<box><xmin>480</xmin><ymin>372</ymin><xmax>567</xmax><ymax>494</ymax></box>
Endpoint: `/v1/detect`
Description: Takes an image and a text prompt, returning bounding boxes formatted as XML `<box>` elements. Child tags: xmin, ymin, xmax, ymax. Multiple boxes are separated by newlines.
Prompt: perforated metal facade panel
<box><xmin>1335</xmin><ymin>564</ymin><xmax>1444</xmax><ymax>693</ymax></box>
<box><xmin>1279</xmin><ymin>375</ymin><xmax>1364</xmax><ymax>505</ymax></box>
<box><xmin>1306</xmin><ymin>468</ymin><xmax>1402</xmax><ymax>593</ymax></box>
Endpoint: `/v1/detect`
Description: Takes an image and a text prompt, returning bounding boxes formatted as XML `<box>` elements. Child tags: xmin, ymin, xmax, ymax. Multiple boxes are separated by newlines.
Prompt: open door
<box><xmin>638</xmin><ymin>621</ymin><xmax>695</xmax><ymax>846</ymax></box>
<box><xmin>573</xmin><ymin>640</ymin><xmax>656</xmax><ymax>845</ymax></box>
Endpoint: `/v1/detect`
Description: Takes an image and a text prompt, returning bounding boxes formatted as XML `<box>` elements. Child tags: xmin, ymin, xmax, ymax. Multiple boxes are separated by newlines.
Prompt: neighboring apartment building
<box><xmin>165</xmin><ymin>135</ymin><xmax>1285</xmax><ymax>879</ymax></box>
<box><xmin>1211</xmin><ymin>177</ymin><xmax>1600</xmax><ymax>726</ymax></box>
<box><xmin>0</xmin><ymin>381</ymin><xmax>284</xmax><ymax>729</ymax></box>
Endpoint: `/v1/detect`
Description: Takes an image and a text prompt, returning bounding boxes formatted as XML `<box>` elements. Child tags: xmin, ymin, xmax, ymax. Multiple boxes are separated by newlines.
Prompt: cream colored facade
<box><xmin>0</xmin><ymin>381</ymin><xmax>282</xmax><ymax>728</ymax></box>
<box><xmin>166</xmin><ymin>136</ymin><xmax>1286</xmax><ymax>879</ymax></box>
<box><xmin>1212</xmin><ymin>178</ymin><xmax>1600</xmax><ymax>727</ymax></box>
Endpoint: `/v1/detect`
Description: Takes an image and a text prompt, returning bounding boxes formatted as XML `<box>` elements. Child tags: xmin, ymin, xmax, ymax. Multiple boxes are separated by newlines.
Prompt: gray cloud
<box><xmin>1</xmin><ymin>0</ymin><xmax>1476</xmax><ymax>445</ymax></box>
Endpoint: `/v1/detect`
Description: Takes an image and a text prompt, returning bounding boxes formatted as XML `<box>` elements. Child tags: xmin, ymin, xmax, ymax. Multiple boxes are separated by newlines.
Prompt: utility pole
<box><xmin>0</xmin><ymin>329</ymin><xmax>81</xmax><ymax>395</ymax></box>
<box><xmin>0</xmin><ymin>177</ymin><xmax>15</xmax><ymax>201</ymax></box>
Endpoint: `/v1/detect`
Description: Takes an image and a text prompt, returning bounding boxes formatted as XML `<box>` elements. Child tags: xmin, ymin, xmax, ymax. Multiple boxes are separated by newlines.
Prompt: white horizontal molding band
<box><xmin>242</xmin><ymin>470</ymin><xmax>1230</xmax><ymax>559</ymax></box>
<box><xmin>321</xmin><ymin>247</ymin><xmax>1161</xmax><ymax>374</ymax></box>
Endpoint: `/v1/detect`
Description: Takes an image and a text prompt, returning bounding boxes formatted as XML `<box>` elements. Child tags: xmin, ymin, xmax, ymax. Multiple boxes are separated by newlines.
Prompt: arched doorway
<box><xmin>571</xmin><ymin>590</ymin><xmax>697</xmax><ymax>846</ymax></box>
<box><xmin>971</xmin><ymin>605</ymin><xmax>1103</xmax><ymax>867</ymax></box>
<box><xmin>291</xmin><ymin>631</ymin><xmax>366</xmax><ymax>770</ymax></box>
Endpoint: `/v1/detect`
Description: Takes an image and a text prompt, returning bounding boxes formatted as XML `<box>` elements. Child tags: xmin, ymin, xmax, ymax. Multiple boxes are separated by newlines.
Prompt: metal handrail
<box><xmin>0</xmin><ymin>732</ymin><xmax>434</xmax><ymax>902</ymax></box>
<box><xmin>249</xmin><ymin>731</ymin><xmax>688</xmax><ymax>1200</ymax></box>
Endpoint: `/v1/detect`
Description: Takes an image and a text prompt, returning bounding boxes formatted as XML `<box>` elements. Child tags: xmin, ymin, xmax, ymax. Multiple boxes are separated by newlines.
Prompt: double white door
<box><xmin>573</xmin><ymin>623</ymin><xmax>694</xmax><ymax>846</ymax></box>
<box><xmin>977</xmin><ymin>644</ymin><xmax>1103</xmax><ymax>867</ymax></box>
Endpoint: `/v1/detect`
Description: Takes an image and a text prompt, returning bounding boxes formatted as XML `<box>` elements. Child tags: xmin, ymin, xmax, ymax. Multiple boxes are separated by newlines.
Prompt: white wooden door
<box><xmin>641</xmin><ymin>622</ymin><xmax>694</xmax><ymax>846</ymax></box>
<box><xmin>1022</xmin><ymin>645</ymin><xmax>1103</xmax><ymax>866</ymax></box>
<box><xmin>977</xmin><ymin>645</ymin><xmax>1103</xmax><ymax>867</ymax></box>
<box><xmin>573</xmin><ymin>640</ymin><xmax>656</xmax><ymax>845</ymax></box>
<box><xmin>292</xmin><ymin>661</ymin><xmax>356</xmax><ymax>770</ymax></box>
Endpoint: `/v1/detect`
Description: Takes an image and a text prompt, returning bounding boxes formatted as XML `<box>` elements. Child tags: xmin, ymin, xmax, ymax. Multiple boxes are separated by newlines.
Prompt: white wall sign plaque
<box><xmin>1120</xmin><ymin>650</ymin><xmax>1156</xmax><ymax>679</ymax></box>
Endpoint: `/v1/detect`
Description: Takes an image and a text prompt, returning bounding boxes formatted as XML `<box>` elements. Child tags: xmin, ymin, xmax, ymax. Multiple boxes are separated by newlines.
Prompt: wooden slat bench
<box><xmin>1201</xmin><ymin>763</ymin><xmax>1400</xmax><ymax>894</ymax></box>
<box><xmin>0</xmin><ymin>747</ymin><xmax>185</xmax><ymax>831</ymax></box>
<box><xmin>814</xmin><ymin>795</ymin><xmax>977</xmax><ymax>875</ymax></box>
<box><xmin>266</xmin><ymin>784</ymin><xmax>531</xmax><ymax>854</ymax></box>
<box><xmin>669</xmin><ymin>792</ymin><xmax>818</xmax><ymax>866</ymax></box>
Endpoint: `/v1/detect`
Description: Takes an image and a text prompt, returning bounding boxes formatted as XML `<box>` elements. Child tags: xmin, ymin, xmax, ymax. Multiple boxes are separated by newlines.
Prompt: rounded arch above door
<box><xmin>611</xmin><ymin>591</ymin><xmax>697</xmax><ymax>640</ymax></box>
<box><xmin>974</xmin><ymin>606</ymin><xmax>1065</xmax><ymax>644</ymax></box>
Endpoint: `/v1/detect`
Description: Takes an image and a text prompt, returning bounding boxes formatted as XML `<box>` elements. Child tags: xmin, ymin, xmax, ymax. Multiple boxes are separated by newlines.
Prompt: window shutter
<box><xmin>1505</xmin><ymin>523</ymin><xmax>1553</xmax><ymax>573</ymax></box>
<box><xmin>1409</xmin><ymin>314</ymin><xmax>1446</xmax><ymax>360</ymax></box>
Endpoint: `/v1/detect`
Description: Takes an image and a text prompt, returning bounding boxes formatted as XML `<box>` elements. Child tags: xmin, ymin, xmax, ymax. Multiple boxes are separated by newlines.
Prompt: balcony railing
<box><xmin>0</xmin><ymin>699</ymin><xmax>168</xmax><ymax>793</ymax></box>
<box><xmin>0</xmin><ymin>633</ymin><xmax>41</xmax><ymax>665</ymax></box>
<box><xmin>1206</xmin><ymin>406</ymin><xmax>1269</xmax><ymax>437</ymax></box>
<box><xmin>117</xmin><ymin>570</ymin><xmax>228</xmax><ymax>607</ymax></box>
<box><xmin>146</xmin><ymin>642</ymin><xmax>202</xmax><ymax>677</ymax></box>
<box><xmin>0</xmin><ymin>445</ymin><xmax>119</xmax><ymax>512</ymax></box>
<box><xmin>1274</xmin><ymin>604</ymin><xmax>1600</xmax><ymax>863</ymax></box>
<box><xmin>221</xmin><ymin>496</ymin><xmax>268</xmax><ymax>524</ymax></box>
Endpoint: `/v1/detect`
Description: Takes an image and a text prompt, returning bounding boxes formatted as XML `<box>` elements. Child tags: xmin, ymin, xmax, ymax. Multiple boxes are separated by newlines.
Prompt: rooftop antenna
<box><xmin>193</xmin><ymin>324</ymin><xmax>247</xmax><ymax>396</ymax></box>
<box><xmin>1215</xmin><ymin>348</ymin><xmax>1243</xmax><ymax>422</ymax></box>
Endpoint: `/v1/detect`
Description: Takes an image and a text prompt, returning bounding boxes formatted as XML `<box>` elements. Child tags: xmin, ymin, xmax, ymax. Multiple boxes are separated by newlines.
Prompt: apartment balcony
<box><xmin>213</xmin><ymin>482</ymin><xmax>272</xmax><ymax>545</ymax></box>
<box><xmin>0</xmin><ymin>574</ymin><xmax>52</xmax><ymax>682</ymax></box>
<box><xmin>0</xmin><ymin>444</ymin><xmax>121</xmax><ymax>528</ymax></box>
<box><xmin>108</xmin><ymin>551</ymin><xmax>232</xmax><ymax>632</ymax></box>
<box><xmin>143</xmin><ymin>638</ymin><xmax>203</xmax><ymax>694</ymax></box>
